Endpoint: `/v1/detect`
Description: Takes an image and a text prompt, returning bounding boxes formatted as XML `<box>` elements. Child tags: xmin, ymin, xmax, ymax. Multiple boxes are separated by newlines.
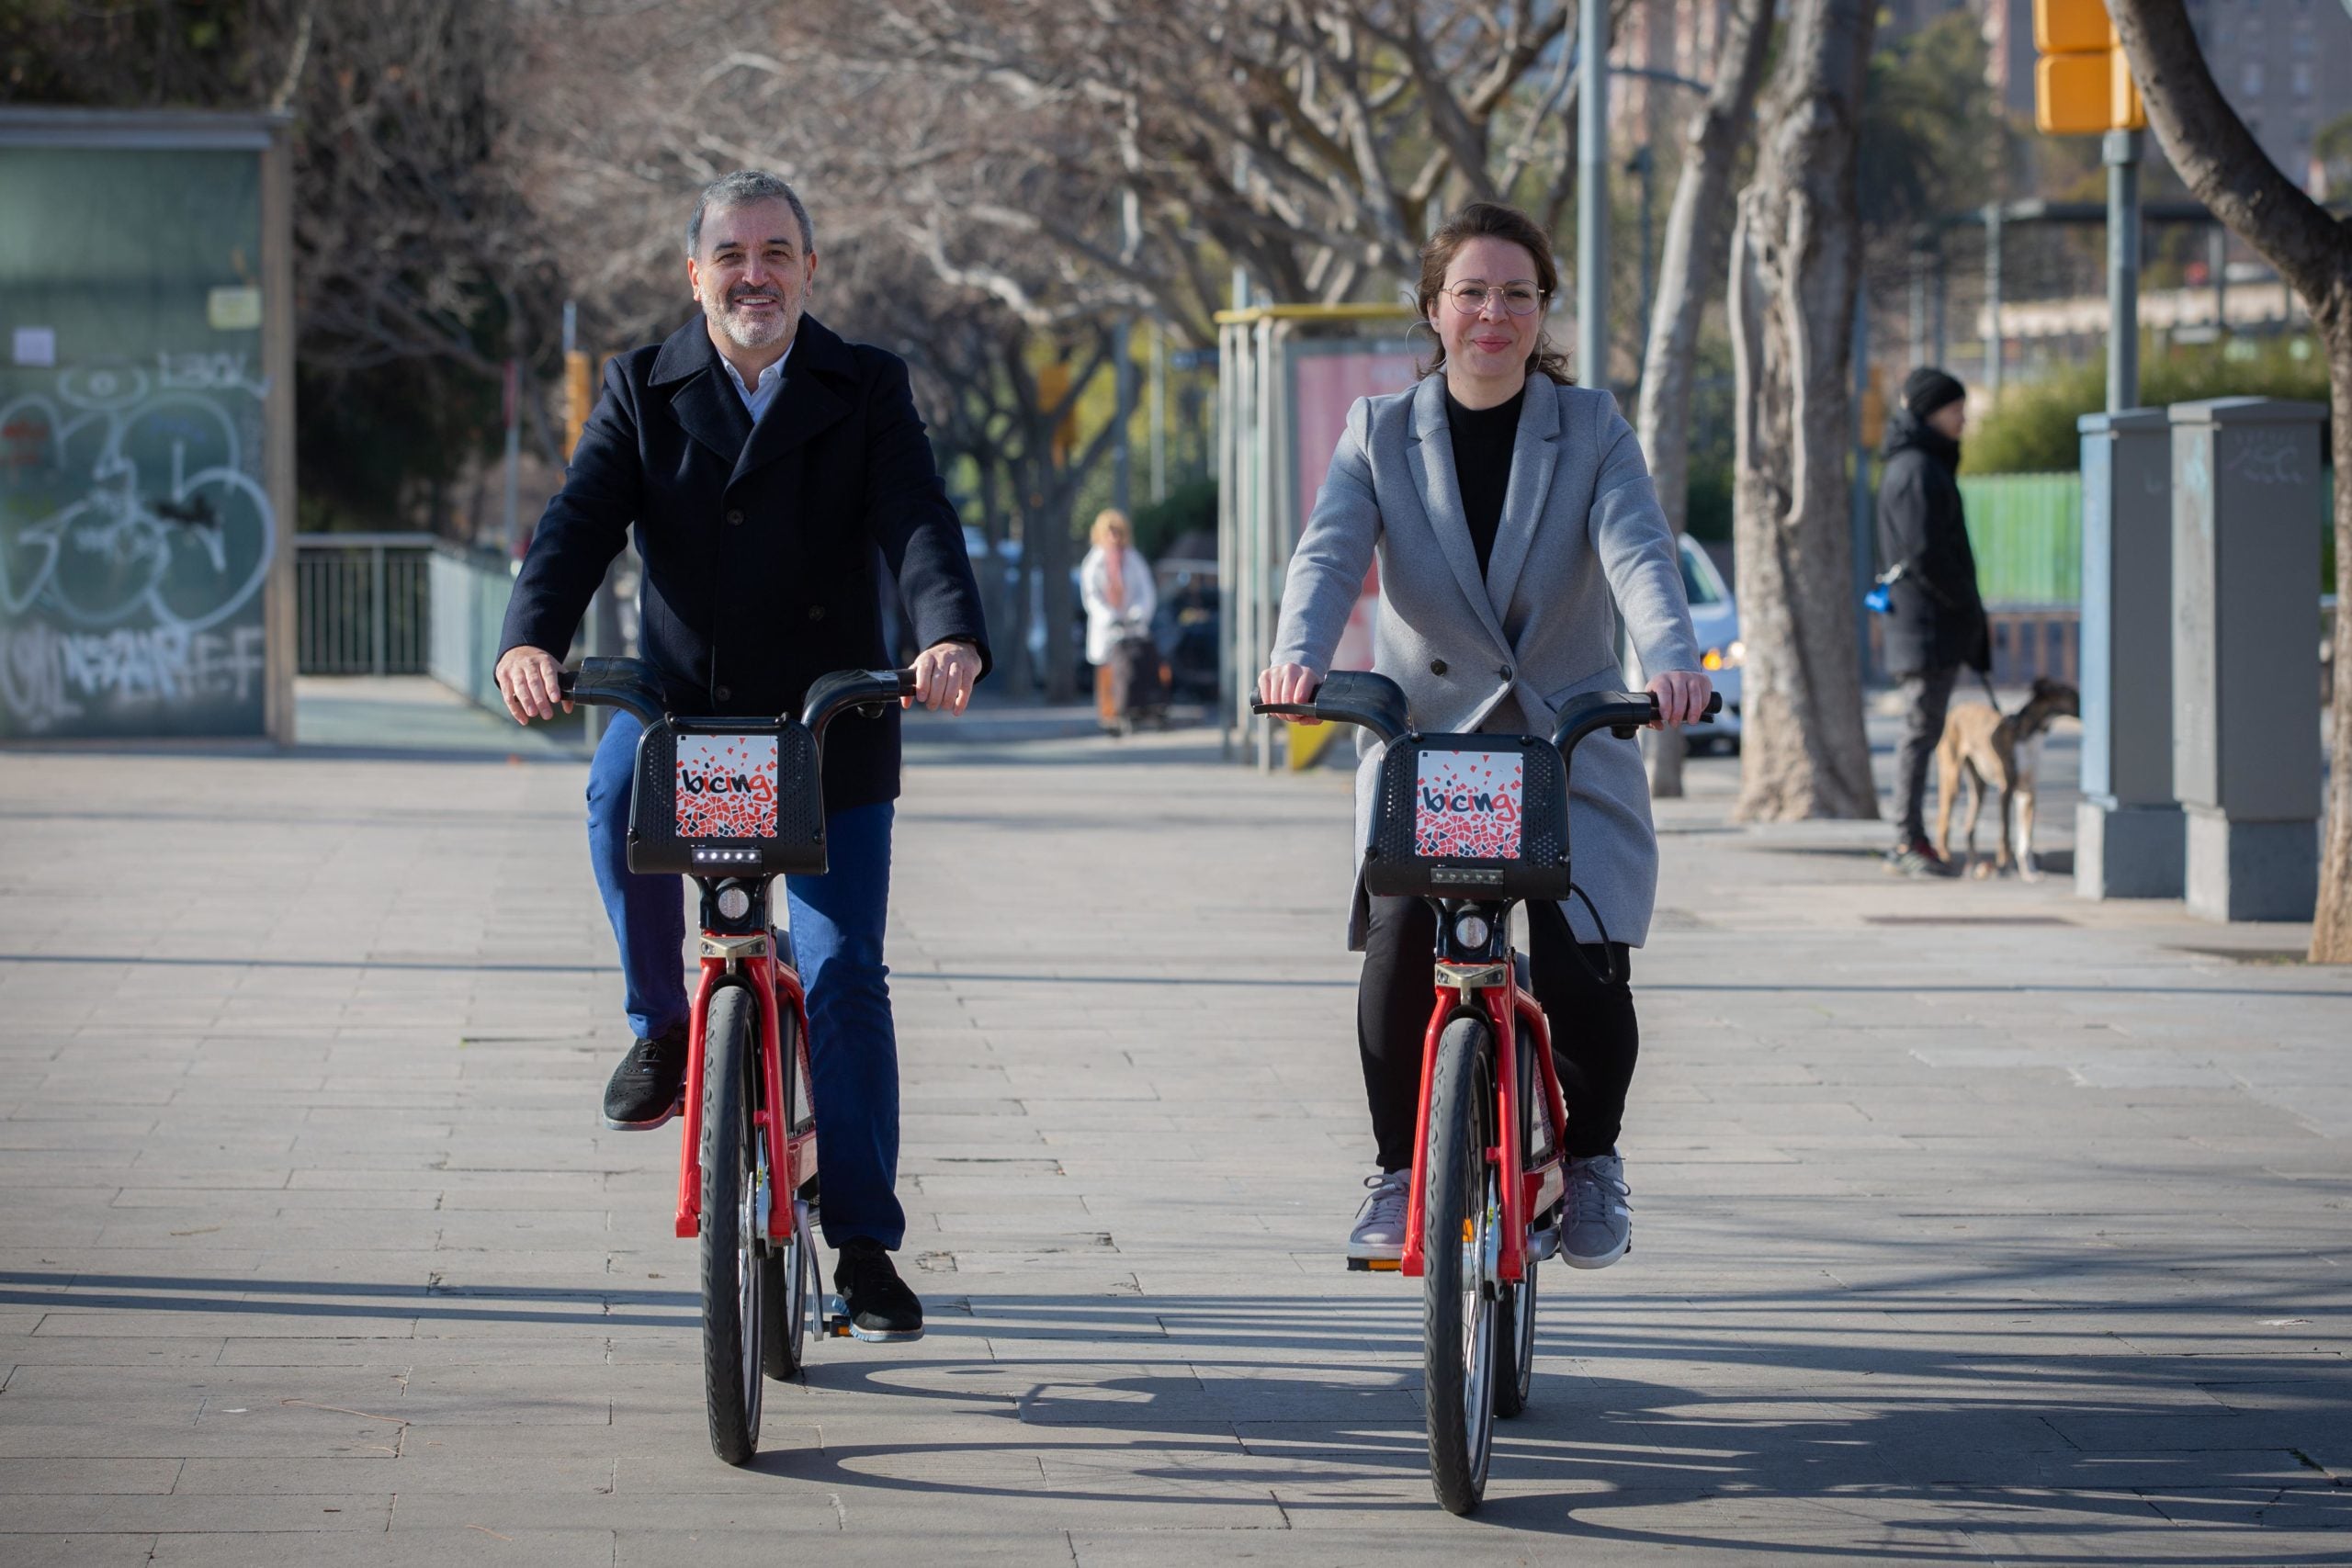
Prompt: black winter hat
<box><xmin>1902</xmin><ymin>367</ymin><xmax>1966</xmax><ymax>421</ymax></box>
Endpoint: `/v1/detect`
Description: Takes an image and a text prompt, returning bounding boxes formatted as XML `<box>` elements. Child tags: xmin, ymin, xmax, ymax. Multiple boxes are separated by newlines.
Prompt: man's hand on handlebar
<box><xmin>1646</xmin><ymin>669</ymin><xmax>1713</xmax><ymax>728</ymax></box>
<box><xmin>1257</xmin><ymin>662</ymin><xmax>1321</xmax><ymax>725</ymax></box>
<box><xmin>496</xmin><ymin>646</ymin><xmax>571</xmax><ymax>725</ymax></box>
<box><xmin>908</xmin><ymin>638</ymin><xmax>982</xmax><ymax>716</ymax></box>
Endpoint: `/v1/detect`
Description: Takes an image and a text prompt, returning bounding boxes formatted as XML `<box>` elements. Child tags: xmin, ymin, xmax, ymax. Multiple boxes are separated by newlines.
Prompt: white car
<box><xmin>1679</xmin><ymin>535</ymin><xmax>1741</xmax><ymax>753</ymax></box>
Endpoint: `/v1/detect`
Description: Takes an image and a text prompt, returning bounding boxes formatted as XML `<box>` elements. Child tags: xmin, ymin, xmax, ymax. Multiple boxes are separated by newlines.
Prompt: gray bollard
<box><xmin>2169</xmin><ymin>397</ymin><xmax>2327</xmax><ymax>922</ymax></box>
<box><xmin>2076</xmin><ymin>409</ymin><xmax>2183</xmax><ymax>898</ymax></box>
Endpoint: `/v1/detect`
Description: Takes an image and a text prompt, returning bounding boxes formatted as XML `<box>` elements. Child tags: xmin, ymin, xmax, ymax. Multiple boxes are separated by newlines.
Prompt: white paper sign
<box><xmin>12</xmin><ymin>327</ymin><xmax>56</xmax><ymax>367</ymax></box>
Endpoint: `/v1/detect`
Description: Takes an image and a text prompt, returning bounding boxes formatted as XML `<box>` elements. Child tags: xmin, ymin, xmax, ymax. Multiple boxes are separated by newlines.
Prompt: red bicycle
<box><xmin>1254</xmin><ymin>671</ymin><xmax>1715</xmax><ymax>1514</ymax></box>
<box><xmin>558</xmin><ymin>656</ymin><xmax>914</xmax><ymax>1465</ymax></box>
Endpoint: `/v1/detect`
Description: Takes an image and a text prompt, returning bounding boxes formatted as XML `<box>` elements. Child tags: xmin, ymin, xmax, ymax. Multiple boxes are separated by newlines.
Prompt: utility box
<box><xmin>2168</xmin><ymin>397</ymin><xmax>2326</xmax><ymax>922</ymax></box>
<box><xmin>2075</xmin><ymin>408</ymin><xmax>2181</xmax><ymax>898</ymax></box>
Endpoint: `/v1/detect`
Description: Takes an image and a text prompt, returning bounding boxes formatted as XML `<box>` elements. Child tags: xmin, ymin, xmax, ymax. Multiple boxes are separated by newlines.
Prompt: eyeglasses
<box><xmin>1443</xmin><ymin>283</ymin><xmax>1544</xmax><ymax>317</ymax></box>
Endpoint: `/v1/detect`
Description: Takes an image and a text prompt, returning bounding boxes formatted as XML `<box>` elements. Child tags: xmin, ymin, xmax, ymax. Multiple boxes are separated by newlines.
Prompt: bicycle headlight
<box><xmin>1453</xmin><ymin>912</ymin><xmax>1492</xmax><ymax>951</ymax></box>
<box><xmin>716</xmin><ymin>885</ymin><xmax>752</xmax><ymax>921</ymax></box>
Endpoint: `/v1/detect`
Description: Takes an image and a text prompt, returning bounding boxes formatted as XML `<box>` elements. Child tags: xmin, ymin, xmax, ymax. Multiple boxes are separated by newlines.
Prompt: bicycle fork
<box><xmin>1398</xmin><ymin>962</ymin><xmax>1569</xmax><ymax>1282</ymax></box>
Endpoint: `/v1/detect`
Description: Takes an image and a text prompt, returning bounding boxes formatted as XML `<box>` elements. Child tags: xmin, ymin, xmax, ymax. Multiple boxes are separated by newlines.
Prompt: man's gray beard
<box><xmin>707</xmin><ymin>297</ymin><xmax>789</xmax><ymax>352</ymax></box>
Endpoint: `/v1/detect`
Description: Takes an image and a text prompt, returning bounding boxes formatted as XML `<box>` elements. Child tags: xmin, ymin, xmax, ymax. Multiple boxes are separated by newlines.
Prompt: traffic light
<box><xmin>2033</xmin><ymin>0</ymin><xmax>2146</xmax><ymax>135</ymax></box>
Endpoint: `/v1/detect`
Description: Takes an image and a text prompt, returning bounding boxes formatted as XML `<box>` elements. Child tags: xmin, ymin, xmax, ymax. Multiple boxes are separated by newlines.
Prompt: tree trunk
<box><xmin>1725</xmin><ymin>0</ymin><xmax>1882</xmax><ymax>822</ymax></box>
<box><xmin>2107</xmin><ymin>0</ymin><xmax>2352</xmax><ymax>961</ymax></box>
<box><xmin>1634</xmin><ymin>0</ymin><xmax>1777</xmax><ymax>797</ymax></box>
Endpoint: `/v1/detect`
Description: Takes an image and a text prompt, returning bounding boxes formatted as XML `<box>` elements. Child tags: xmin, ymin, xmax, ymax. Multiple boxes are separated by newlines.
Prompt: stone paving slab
<box><xmin>3</xmin><ymin>703</ymin><xmax>2349</xmax><ymax>1563</ymax></box>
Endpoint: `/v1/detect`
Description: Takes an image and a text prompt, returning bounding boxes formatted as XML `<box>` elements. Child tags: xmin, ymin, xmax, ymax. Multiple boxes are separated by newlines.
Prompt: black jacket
<box><xmin>498</xmin><ymin>314</ymin><xmax>990</xmax><ymax>814</ymax></box>
<box><xmin>1873</xmin><ymin>409</ymin><xmax>1990</xmax><ymax>676</ymax></box>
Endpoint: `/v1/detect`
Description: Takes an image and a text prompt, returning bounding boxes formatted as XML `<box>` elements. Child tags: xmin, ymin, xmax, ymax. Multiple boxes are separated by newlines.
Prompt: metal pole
<box><xmin>369</xmin><ymin>543</ymin><xmax>387</xmax><ymax>677</ymax></box>
<box><xmin>2209</xmin><ymin>223</ymin><xmax>2228</xmax><ymax>336</ymax></box>
<box><xmin>501</xmin><ymin>358</ymin><xmax>521</xmax><ymax>561</ymax></box>
<box><xmin>1577</xmin><ymin>0</ymin><xmax>1610</xmax><ymax>394</ymax></box>
<box><xmin>1149</xmin><ymin>319</ymin><xmax>1167</xmax><ymax>505</ymax></box>
<box><xmin>1932</xmin><ymin>246</ymin><xmax>1949</xmax><ymax>367</ymax></box>
<box><xmin>1631</xmin><ymin>147</ymin><xmax>1655</xmax><ymax>375</ymax></box>
<box><xmin>2105</xmin><ymin>130</ymin><xmax>2141</xmax><ymax>414</ymax></box>
<box><xmin>1907</xmin><ymin>244</ymin><xmax>1927</xmax><ymax>368</ymax></box>
<box><xmin>1849</xmin><ymin>288</ymin><xmax>1874</xmax><ymax>684</ymax></box>
<box><xmin>1113</xmin><ymin>317</ymin><xmax>1134</xmax><ymax>514</ymax></box>
<box><xmin>1983</xmin><ymin>202</ymin><xmax>2003</xmax><ymax>404</ymax></box>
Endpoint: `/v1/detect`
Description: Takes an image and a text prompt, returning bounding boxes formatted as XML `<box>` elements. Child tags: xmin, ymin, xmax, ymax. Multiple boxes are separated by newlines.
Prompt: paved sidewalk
<box><xmin>1</xmin><ymin>712</ymin><xmax>2347</xmax><ymax>1564</ymax></box>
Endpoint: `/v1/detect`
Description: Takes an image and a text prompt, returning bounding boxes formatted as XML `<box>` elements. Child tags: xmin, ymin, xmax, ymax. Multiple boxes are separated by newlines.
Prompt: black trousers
<box><xmin>1357</xmin><ymin>894</ymin><xmax>1636</xmax><ymax>1171</ymax></box>
<box><xmin>1893</xmin><ymin>662</ymin><xmax>1962</xmax><ymax>842</ymax></box>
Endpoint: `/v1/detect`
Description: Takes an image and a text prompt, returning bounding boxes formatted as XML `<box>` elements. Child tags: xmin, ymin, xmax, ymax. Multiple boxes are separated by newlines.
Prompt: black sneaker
<box><xmin>1886</xmin><ymin>837</ymin><xmax>1958</xmax><ymax>878</ymax></box>
<box><xmin>601</xmin><ymin>1026</ymin><xmax>687</xmax><ymax>1130</ymax></box>
<box><xmin>832</xmin><ymin>1238</ymin><xmax>924</xmax><ymax>1342</ymax></box>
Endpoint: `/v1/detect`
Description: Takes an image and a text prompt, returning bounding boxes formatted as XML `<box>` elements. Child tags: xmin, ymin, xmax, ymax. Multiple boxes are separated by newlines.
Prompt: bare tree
<box><xmin>2107</xmin><ymin>0</ymin><xmax>2352</xmax><ymax>961</ymax></box>
<box><xmin>1726</xmin><ymin>0</ymin><xmax>1881</xmax><ymax>822</ymax></box>
<box><xmin>1633</xmin><ymin>0</ymin><xmax>1776</xmax><ymax>797</ymax></box>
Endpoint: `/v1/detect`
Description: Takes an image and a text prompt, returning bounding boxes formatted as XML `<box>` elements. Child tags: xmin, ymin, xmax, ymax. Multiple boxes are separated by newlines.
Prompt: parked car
<box><xmin>1679</xmin><ymin>535</ymin><xmax>1741</xmax><ymax>754</ymax></box>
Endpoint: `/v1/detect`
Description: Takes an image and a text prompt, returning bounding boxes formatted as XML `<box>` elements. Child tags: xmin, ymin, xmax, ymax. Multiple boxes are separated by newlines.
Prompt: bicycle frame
<box><xmin>1398</xmin><ymin>946</ymin><xmax>1568</xmax><ymax>1281</ymax></box>
<box><xmin>673</xmin><ymin>921</ymin><xmax>815</xmax><ymax>1243</ymax></box>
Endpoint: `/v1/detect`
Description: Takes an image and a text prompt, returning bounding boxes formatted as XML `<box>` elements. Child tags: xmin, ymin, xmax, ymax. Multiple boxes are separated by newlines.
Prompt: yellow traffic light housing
<box><xmin>2033</xmin><ymin>0</ymin><xmax>2145</xmax><ymax>135</ymax></box>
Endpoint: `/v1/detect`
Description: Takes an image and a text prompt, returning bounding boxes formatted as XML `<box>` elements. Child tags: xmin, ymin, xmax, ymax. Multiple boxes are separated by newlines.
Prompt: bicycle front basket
<box><xmin>625</xmin><ymin>716</ymin><xmax>828</xmax><ymax>877</ymax></box>
<box><xmin>1362</xmin><ymin>732</ymin><xmax>1571</xmax><ymax>901</ymax></box>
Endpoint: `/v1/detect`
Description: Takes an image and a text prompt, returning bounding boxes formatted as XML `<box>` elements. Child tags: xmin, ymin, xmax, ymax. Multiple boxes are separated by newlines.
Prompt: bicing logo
<box><xmin>674</xmin><ymin>734</ymin><xmax>780</xmax><ymax>839</ymax></box>
<box><xmin>1413</xmin><ymin>750</ymin><xmax>1524</xmax><ymax>861</ymax></box>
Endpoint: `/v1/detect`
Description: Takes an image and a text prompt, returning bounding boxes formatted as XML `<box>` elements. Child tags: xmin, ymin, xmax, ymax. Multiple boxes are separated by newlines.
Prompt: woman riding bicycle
<box><xmin>1259</xmin><ymin>201</ymin><xmax>1712</xmax><ymax>1272</ymax></box>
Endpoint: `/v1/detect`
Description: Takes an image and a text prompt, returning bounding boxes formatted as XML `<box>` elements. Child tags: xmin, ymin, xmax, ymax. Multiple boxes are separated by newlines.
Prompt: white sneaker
<box><xmin>1562</xmin><ymin>1152</ymin><xmax>1631</xmax><ymax>1269</ymax></box>
<box><xmin>1346</xmin><ymin>1168</ymin><xmax>1410</xmax><ymax>1264</ymax></box>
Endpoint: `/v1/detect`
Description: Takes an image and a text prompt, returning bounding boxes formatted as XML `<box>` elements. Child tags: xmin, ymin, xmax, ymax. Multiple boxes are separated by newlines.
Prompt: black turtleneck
<box><xmin>1444</xmin><ymin>385</ymin><xmax>1524</xmax><ymax>576</ymax></box>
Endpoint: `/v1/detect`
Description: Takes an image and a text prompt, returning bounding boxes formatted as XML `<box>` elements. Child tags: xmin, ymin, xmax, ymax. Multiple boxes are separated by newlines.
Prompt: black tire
<box><xmin>760</xmin><ymin>1006</ymin><xmax>810</xmax><ymax>1382</ymax></box>
<box><xmin>1496</xmin><ymin>1028</ymin><xmax>1540</xmax><ymax>1420</ymax></box>
<box><xmin>1424</xmin><ymin>1013</ymin><xmax>1499</xmax><ymax>1516</ymax></box>
<box><xmin>1495</xmin><ymin>1255</ymin><xmax>1537</xmax><ymax>1417</ymax></box>
<box><xmin>701</xmin><ymin>985</ymin><xmax>765</xmax><ymax>1465</ymax></box>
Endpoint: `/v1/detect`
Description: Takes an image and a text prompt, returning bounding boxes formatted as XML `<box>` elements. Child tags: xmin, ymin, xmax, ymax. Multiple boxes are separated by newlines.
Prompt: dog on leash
<box><xmin>1933</xmin><ymin>678</ymin><xmax>2080</xmax><ymax>882</ymax></box>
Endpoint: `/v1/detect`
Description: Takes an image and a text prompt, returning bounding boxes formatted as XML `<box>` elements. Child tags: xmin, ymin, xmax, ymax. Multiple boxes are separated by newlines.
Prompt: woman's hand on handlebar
<box><xmin>495</xmin><ymin>646</ymin><xmax>571</xmax><ymax>725</ymax></box>
<box><xmin>1646</xmin><ymin>669</ymin><xmax>1713</xmax><ymax>728</ymax></box>
<box><xmin>1257</xmin><ymin>662</ymin><xmax>1321</xmax><ymax>725</ymax></box>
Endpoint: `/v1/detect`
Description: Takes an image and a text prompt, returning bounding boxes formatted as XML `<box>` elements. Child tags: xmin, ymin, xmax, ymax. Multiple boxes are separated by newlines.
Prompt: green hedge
<box><xmin>1963</xmin><ymin>337</ymin><xmax>2332</xmax><ymax>475</ymax></box>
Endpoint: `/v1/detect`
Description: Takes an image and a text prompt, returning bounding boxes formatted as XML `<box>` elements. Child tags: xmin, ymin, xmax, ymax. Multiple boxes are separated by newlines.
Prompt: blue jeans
<box><xmin>586</xmin><ymin>713</ymin><xmax>906</xmax><ymax>1249</ymax></box>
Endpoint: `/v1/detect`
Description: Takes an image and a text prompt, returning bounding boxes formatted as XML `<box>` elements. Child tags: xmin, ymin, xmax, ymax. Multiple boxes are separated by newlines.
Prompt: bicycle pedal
<box><xmin>821</xmin><ymin>1292</ymin><xmax>853</xmax><ymax>1337</ymax></box>
<box><xmin>1346</xmin><ymin>1257</ymin><xmax>1402</xmax><ymax>1272</ymax></box>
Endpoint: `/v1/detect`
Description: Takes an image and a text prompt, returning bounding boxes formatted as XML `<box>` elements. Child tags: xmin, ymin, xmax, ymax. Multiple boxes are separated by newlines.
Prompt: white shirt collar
<box><xmin>720</xmin><ymin>342</ymin><xmax>791</xmax><ymax>417</ymax></box>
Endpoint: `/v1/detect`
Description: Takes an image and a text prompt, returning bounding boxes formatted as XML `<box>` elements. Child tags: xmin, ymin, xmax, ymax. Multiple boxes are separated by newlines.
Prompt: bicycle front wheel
<box><xmin>1423</xmin><ymin>1012</ymin><xmax>1499</xmax><ymax>1515</ymax></box>
<box><xmin>700</xmin><ymin>985</ymin><xmax>765</xmax><ymax>1464</ymax></box>
<box><xmin>761</xmin><ymin>1007</ymin><xmax>811</xmax><ymax>1381</ymax></box>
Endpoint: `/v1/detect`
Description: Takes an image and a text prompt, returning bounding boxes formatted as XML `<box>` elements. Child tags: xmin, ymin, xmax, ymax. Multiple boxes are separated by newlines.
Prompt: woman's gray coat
<box><xmin>1269</xmin><ymin>372</ymin><xmax>1702</xmax><ymax>950</ymax></box>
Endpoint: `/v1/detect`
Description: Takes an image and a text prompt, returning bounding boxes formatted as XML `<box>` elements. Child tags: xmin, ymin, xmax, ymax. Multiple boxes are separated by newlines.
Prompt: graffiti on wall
<box><xmin>0</xmin><ymin>353</ymin><xmax>276</xmax><ymax>735</ymax></box>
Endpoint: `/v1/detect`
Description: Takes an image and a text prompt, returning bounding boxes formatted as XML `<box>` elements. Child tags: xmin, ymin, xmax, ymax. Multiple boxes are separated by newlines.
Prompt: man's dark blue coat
<box><xmin>498</xmin><ymin>314</ymin><xmax>990</xmax><ymax>814</ymax></box>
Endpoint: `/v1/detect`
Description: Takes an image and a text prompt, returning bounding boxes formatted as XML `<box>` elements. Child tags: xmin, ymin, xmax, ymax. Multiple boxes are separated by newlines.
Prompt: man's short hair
<box><xmin>685</xmin><ymin>171</ymin><xmax>814</xmax><ymax>259</ymax></box>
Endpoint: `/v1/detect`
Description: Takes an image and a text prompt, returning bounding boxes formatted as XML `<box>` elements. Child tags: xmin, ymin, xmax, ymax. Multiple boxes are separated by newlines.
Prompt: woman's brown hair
<box><xmin>1414</xmin><ymin>201</ymin><xmax>1573</xmax><ymax>386</ymax></box>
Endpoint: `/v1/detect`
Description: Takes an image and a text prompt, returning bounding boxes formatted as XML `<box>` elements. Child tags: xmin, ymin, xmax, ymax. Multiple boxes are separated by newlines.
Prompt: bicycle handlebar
<box><xmin>1251</xmin><ymin>670</ymin><xmax>1412</xmax><ymax>744</ymax></box>
<box><xmin>1250</xmin><ymin>670</ymin><xmax>1718</xmax><ymax>756</ymax></box>
<box><xmin>555</xmin><ymin>658</ymin><xmax>918</xmax><ymax>740</ymax></box>
<box><xmin>1551</xmin><ymin>689</ymin><xmax>1721</xmax><ymax>751</ymax></box>
<box><xmin>799</xmin><ymin>668</ymin><xmax>921</xmax><ymax>742</ymax></box>
<box><xmin>558</xmin><ymin>658</ymin><xmax>668</xmax><ymax>728</ymax></box>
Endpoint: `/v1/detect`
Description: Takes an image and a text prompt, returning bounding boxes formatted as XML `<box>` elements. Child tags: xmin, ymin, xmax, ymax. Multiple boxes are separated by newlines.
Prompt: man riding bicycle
<box><xmin>494</xmin><ymin>171</ymin><xmax>989</xmax><ymax>1343</ymax></box>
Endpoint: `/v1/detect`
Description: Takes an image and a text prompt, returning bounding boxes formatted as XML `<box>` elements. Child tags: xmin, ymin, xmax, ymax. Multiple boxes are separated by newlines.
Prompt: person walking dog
<box><xmin>1875</xmin><ymin>367</ymin><xmax>1992</xmax><ymax>878</ymax></box>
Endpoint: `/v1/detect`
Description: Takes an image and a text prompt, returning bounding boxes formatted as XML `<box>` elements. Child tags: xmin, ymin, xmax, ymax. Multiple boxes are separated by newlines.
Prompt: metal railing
<box><xmin>295</xmin><ymin>533</ymin><xmax>436</xmax><ymax>675</ymax></box>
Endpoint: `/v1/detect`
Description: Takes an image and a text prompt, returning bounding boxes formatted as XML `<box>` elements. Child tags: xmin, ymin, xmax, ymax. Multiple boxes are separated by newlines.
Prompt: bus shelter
<box><xmin>1216</xmin><ymin>305</ymin><xmax>1419</xmax><ymax>770</ymax></box>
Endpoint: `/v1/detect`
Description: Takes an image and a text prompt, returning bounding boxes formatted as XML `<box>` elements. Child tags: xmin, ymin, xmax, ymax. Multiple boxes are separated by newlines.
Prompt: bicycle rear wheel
<box><xmin>1423</xmin><ymin>1013</ymin><xmax>1499</xmax><ymax>1515</ymax></box>
<box><xmin>700</xmin><ymin>984</ymin><xmax>766</xmax><ymax>1464</ymax></box>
